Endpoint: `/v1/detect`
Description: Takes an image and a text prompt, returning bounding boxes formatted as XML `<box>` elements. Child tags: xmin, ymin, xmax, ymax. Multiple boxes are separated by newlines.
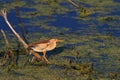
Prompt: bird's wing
<box><xmin>31</xmin><ymin>42</ymin><xmax>50</xmax><ymax>52</ymax></box>
<box><xmin>40</xmin><ymin>42</ymin><xmax>50</xmax><ymax>50</ymax></box>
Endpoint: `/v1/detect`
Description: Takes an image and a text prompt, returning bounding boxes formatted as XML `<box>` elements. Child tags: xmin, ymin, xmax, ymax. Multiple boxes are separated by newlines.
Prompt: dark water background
<box><xmin>0</xmin><ymin>0</ymin><xmax>120</xmax><ymax>36</ymax></box>
<box><xmin>0</xmin><ymin>1</ymin><xmax>120</xmax><ymax>79</ymax></box>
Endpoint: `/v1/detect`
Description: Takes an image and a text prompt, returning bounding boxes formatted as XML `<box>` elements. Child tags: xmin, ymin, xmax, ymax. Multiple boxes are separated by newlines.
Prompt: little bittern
<box><xmin>28</xmin><ymin>38</ymin><xmax>63</xmax><ymax>63</ymax></box>
<box><xmin>0</xmin><ymin>9</ymin><xmax>63</xmax><ymax>64</ymax></box>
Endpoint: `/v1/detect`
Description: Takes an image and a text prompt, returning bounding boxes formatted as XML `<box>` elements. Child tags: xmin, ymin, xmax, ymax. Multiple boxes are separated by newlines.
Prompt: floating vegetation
<box><xmin>0</xmin><ymin>32</ymin><xmax>120</xmax><ymax>79</ymax></box>
<box><xmin>78</xmin><ymin>7</ymin><xmax>94</xmax><ymax>18</ymax></box>
<box><xmin>0</xmin><ymin>0</ymin><xmax>120</xmax><ymax>80</ymax></box>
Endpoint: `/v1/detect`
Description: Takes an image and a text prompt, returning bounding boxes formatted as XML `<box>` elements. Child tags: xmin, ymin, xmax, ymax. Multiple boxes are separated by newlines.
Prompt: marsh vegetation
<box><xmin>0</xmin><ymin>0</ymin><xmax>120</xmax><ymax>80</ymax></box>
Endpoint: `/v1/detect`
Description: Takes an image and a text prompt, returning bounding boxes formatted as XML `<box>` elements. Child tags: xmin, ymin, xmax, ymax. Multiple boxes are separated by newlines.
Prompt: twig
<box><xmin>1</xmin><ymin>9</ymin><xmax>28</xmax><ymax>49</ymax></box>
<box><xmin>68</xmin><ymin>0</ymin><xmax>80</xmax><ymax>8</ymax></box>
<box><xmin>1</xmin><ymin>30</ymin><xmax>11</xmax><ymax>49</ymax></box>
<box><xmin>0</xmin><ymin>9</ymin><xmax>48</xmax><ymax>64</ymax></box>
<box><xmin>1</xmin><ymin>29</ymin><xmax>15</xmax><ymax>65</ymax></box>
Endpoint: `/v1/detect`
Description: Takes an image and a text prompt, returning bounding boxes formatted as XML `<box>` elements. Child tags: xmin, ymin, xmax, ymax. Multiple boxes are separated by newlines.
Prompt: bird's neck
<box><xmin>47</xmin><ymin>42</ymin><xmax>57</xmax><ymax>51</ymax></box>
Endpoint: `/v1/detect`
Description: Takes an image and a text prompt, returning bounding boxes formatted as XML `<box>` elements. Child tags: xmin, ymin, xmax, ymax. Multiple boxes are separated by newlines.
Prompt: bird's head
<box><xmin>49</xmin><ymin>38</ymin><xmax>64</xmax><ymax>43</ymax></box>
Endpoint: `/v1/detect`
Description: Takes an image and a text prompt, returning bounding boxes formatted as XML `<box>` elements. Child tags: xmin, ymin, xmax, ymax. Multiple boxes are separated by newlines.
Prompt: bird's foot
<box><xmin>41</xmin><ymin>56</ymin><xmax>51</xmax><ymax>64</ymax></box>
<box><xmin>46</xmin><ymin>61</ymin><xmax>51</xmax><ymax>64</ymax></box>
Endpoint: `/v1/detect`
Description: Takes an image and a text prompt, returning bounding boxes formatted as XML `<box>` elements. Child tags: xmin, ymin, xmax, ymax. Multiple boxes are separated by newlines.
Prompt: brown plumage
<box><xmin>28</xmin><ymin>40</ymin><xmax>49</xmax><ymax>47</ymax></box>
<box><xmin>28</xmin><ymin>39</ymin><xmax>63</xmax><ymax>63</ymax></box>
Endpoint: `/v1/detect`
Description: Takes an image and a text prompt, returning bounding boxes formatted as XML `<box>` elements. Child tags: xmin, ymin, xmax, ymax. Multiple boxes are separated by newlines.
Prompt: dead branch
<box><xmin>15</xmin><ymin>7</ymin><xmax>28</xmax><ymax>44</ymax></box>
<box><xmin>0</xmin><ymin>9</ymin><xmax>28</xmax><ymax>49</ymax></box>
<box><xmin>68</xmin><ymin>0</ymin><xmax>80</xmax><ymax>8</ymax></box>
<box><xmin>1</xmin><ymin>29</ymin><xmax>15</xmax><ymax>65</ymax></box>
<box><xmin>0</xmin><ymin>9</ymin><xmax>48</xmax><ymax>64</ymax></box>
<box><xmin>1</xmin><ymin>30</ymin><xmax>11</xmax><ymax>49</ymax></box>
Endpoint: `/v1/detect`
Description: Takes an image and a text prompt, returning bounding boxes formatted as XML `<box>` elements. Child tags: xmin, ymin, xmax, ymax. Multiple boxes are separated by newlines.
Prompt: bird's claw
<box><xmin>46</xmin><ymin>61</ymin><xmax>51</xmax><ymax>64</ymax></box>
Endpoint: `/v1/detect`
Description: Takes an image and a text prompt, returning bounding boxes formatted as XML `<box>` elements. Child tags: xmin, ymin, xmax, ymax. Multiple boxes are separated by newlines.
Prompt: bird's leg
<box><xmin>30</xmin><ymin>56</ymin><xmax>35</xmax><ymax>63</ymax></box>
<box><xmin>31</xmin><ymin>50</ymin><xmax>49</xmax><ymax>64</ymax></box>
<box><xmin>23</xmin><ymin>50</ymin><xmax>33</xmax><ymax>66</ymax></box>
<box><xmin>28</xmin><ymin>50</ymin><xmax>34</xmax><ymax>63</ymax></box>
<box><xmin>42</xmin><ymin>51</ymin><xmax>50</xmax><ymax>64</ymax></box>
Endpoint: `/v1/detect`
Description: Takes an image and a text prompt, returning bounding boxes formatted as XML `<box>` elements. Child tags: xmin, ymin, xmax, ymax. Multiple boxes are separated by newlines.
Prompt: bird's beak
<box><xmin>57</xmin><ymin>39</ymin><xmax>64</xmax><ymax>42</ymax></box>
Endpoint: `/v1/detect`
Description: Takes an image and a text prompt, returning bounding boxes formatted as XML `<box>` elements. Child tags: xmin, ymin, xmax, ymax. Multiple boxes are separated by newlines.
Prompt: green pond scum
<box><xmin>0</xmin><ymin>33</ymin><xmax>120</xmax><ymax>80</ymax></box>
<box><xmin>0</xmin><ymin>0</ymin><xmax>120</xmax><ymax>80</ymax></box>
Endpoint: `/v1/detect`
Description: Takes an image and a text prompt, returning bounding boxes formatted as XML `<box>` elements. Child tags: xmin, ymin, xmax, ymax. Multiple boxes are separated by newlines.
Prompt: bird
<box><xmin>28</xmin><ymin>38</ymin><xmax>63</xmax><ymax>63</ymax></box>
<box><xmin>0</xmin><ymin>9</ymin><xmax>63</xmax><ymax>64</ymax></box>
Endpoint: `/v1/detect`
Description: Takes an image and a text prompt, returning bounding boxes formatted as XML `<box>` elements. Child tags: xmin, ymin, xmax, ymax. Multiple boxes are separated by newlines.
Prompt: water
<box><xmin>0</xmin><ymin>8</ymin><xmax>120</xmax><ymax>36</ymax></box>
<box><xmin>0</xmin><ymin>1</ymin><xmax>120</xmax><ymax>79</ymax></box>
